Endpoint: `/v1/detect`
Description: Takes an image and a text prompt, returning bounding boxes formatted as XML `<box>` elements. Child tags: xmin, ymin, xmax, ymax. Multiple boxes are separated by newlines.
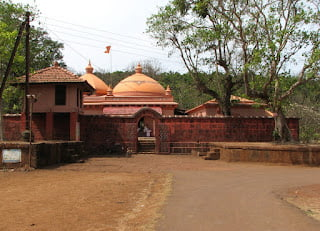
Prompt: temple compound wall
<box><xmin>3</xmin><ymin>110</ymin><xmax>299</xmax><ymax>155</ymax></box>
<box><xmin>77</xmin><ymin>109</ymin><xmax>299</xmax><ymax>155</ymax></box>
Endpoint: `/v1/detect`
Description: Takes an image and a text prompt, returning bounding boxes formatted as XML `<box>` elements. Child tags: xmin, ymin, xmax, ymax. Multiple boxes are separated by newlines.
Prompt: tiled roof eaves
<box><xmin>13</xmin><ymin>81</ymin><xmax>87</xmax><ymax>85</ymax></box>
<box><xmin>15</xmin><ymin>66</ymin><xmax>81</xmax><ymax>83</ymax></box>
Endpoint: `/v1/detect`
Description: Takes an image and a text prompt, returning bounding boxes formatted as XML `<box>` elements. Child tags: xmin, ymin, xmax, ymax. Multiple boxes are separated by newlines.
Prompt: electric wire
<box><xmin>40</xmin><ymin>16</ymin><xmax>179</xmax><ymax>59</ymax></box>
<box><xmin>36</xmin><ymin>15</ymin><xmax>185</xmax><ymax>71</ymax></box>
<box><xmin>41</xmin><ymin>16</ymin><xmax>153</xmax><ymax>43</ymax></box>
<box><xmin>46</xmin><ymin>26</ymin><xmax>168</xmax><ymax>56</ymax></box>
<box><xmin>45</xmin><ymin>22</ymin><xmax>164</xmax><ymax>52</ymax></box>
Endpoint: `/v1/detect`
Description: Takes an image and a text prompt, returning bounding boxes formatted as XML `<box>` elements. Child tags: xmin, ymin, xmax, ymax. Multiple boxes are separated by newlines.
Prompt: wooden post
<box><xmin>25</xmin><ymin>12</ymin><xmax>31</xmax><ymax>130</ymax></box>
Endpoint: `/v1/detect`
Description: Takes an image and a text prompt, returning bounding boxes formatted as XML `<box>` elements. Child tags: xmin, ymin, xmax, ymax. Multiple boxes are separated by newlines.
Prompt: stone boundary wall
<box><xmin>0</xmin><ymin>141</ymin><xmax>84</xmax><ymax>169</ymax></box>
<box><xmin>3</xmin><ymin>114</ymin><xmax>22</xmax><ymax>141</ymax></box>
<box><xmin>3</xmin><ymin>114</ymin><xmax>46</xmax><ymax>141</ymax></box>
<box><xmin>80</xmin><ymin>115</ymin><xmax>299</xmax><ymax>154</ymax></box>
<box><xmin>79</xmin><ymin>115</ymin><xmax>137</xmax><ymax>155</ymax></box>
<box><xmin>170</xmin><ymin>142</ymin><xmax>211</xmax><ymax>154</ymax></box>
<box><xmin>158</xmin><ymin>117</ymin><xmax>298</xmax><ymax>154</ymax></box>
<box><xmin>4</xmin><ymin>114</ymin><xmax>300</xmax><ymax>155</ymax></box>
<box><xmin>213</xmin><ymin>142</ymin><xmax>320</xmax><ymax>165</ymax></box>
<box><xmin>160</xmin><ymin>117</ymin><xmax>298</xmax><ymax>143</ymax></box>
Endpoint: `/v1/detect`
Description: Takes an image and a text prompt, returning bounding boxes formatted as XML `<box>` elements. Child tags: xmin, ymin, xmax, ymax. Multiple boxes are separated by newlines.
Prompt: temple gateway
<box><xmin>5</xmin><ymin>62</ymin><xmax>299</xmax><ymax>155</ymax></box>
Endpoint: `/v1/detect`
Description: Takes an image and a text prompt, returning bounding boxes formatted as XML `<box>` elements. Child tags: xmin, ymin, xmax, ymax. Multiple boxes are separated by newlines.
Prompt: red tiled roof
<box><xmin>16</xmin><ymin>63</ymin><xmax>84</xmax><ymax>83</ymax></box>
<box><xmin>186</xmin><ymin>95</ymin><xmax>272</xmax><ymax>116</ymax></box>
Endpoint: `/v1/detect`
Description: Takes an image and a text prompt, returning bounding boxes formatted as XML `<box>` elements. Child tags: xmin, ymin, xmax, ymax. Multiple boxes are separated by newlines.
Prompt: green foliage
<box><xmin>286</xmin><ymin>79</ymin><xmax>320</xmax><ymax>142</ymax></box>
<box><xmin>2</xmin><ymin>86</ymin><xmax>23</xmax><ymax>114</ymax></box>
<box><xmin>0</xmin><ymin>0</ymin><xmax>65</xmax><ymax>113</ymax></box>
<box><xmin>159</xmin><ymin>72</ymin><xmax>212</xmax><ymax>109</ymax></box>
<box><xmin>0</xmin><ymin>0</ymin><xmax>64</xmax><ymax>76</ymax></box>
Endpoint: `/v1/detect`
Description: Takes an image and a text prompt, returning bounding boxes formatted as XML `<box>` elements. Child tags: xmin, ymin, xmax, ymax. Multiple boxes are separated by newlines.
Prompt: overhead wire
<box><xmin>41</xmin><ymin>16</ymin><xmax>153</xmax><ymax>43</ymax></box>
<box><xmin>36</xmin><ymin>15</ymin><xmax>185</xmax><ymax>71</ymax></box>
<box><xmin>40</xmin><ymin>16</ymin><xmax>181</xmax><ymax>59</ymax></box>
<box><xmin>53</xmin><ymin>36</ymin><xmax>183</xmax><ymax>65</ymax></box>
<box><xmin>46</xmin><ymin>26</ymin><xmax>168</xmax><ymax>56</ymax></box>
<box><xmin>45</xmin><ymin>22</ymin><xmax>165</xmax><ymax>52</ymax></box>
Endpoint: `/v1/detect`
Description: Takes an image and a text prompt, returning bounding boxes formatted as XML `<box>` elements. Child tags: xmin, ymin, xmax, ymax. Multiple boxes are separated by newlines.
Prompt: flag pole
<box><xmin>104</xmin><ymin>46</ymin><xmax>112</xmax><ymax>87</ymax></box>
<box><xmin>110</xmin><ymin>52</ymin><xmax>112</xmax><ymax>87</ymax></box>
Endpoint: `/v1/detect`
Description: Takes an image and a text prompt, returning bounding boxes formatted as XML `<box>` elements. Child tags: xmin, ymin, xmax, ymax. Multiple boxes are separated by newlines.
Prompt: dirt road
<box><xmin>157</xmin><ymin>163</ymin><xmax>320</xmax><ymax>231</ymax></box>
<box><xmin>1</xmin><ymin>155</ymin><xmax>320</xmax><ymax>231</ymax></box>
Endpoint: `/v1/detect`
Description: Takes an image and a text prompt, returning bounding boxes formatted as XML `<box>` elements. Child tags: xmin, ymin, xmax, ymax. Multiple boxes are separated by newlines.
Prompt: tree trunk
<box><xmin>219</xmin><ymin>98</ymin><xmax>231</xmax><ymax>116</ymax></box>
<box><xmin>273</xmin><ymin>108</ymin><xmax>292</xmax><ymax>142</ymax></box>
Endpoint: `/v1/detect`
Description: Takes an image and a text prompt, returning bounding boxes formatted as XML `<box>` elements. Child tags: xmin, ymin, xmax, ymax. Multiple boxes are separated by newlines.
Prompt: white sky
<box><xmin>11</xmin><ymin>0</ymin><xmax>187</xmax><ymax>74</ymax></box>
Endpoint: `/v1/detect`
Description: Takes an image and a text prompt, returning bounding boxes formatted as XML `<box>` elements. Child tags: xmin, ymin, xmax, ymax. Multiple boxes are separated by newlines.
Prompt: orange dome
<box><xmin>113</xmin><ymin>64</ymin><xmax>165</xmax><ymax>96</ymax></box>
<box><xmin>80</xmin><ymin>62</ymin><xmax>111</xmax><ymax>96</ymax></box>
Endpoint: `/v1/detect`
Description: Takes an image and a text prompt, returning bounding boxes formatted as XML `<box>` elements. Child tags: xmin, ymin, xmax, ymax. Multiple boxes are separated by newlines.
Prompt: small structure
<box><xmin>14</xmin><ymin>62</ymin><xmax>93</xmax><ymax>141</ymax></box>
<box><xmin>187</xmin><ymin>96</ymin><xmax>273</xmax><ymax>117</ymax></box>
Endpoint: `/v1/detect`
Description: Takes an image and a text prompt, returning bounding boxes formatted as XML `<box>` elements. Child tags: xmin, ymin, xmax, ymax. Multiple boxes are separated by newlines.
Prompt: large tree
<box><xmin>147</xmin><ymin>0</ymin><xmax>320</xmax><ymax>141</ymax></box>
<box><xmin>147</xmin><ymin>1</ymin><xmax>243</xmax><ymax>115</ymax></box>
<box><xmin>0</xmin><ymin>0</ymin><xmax>65</xmax><ymax>140</ymax></box>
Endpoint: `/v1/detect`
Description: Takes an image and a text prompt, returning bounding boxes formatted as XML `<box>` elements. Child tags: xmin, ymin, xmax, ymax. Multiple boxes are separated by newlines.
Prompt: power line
<box><xmin>47</xmin><ymin>26</ymin><xmax>168</xmax><ymax>56</ymax></box>
<box><xmin>38</xmin><ymin>15</ymin><xmax>186</xmax><ymax>71</ymax></box>
<box><xmin>40</xmin><ymin>16</ymin><xmax>153</xmax><ymax>43</ymax></box>
<box><xmin>45</xmin><ymin>22</ymin><xmax>162</xmax><ymax>52</ymax></box>
<box><xmin>54</xmin><ymin>36</ymin><xmax>183</xmax><ymax>65</ymax></box>
<box><xmin>49</xmin><ymin>30</ymin><xmax>106</xmax><ymax>70</ymax></box>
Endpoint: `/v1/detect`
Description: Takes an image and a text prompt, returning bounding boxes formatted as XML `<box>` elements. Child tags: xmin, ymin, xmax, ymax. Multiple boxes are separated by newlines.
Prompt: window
<box><xmin>55</xmin><ymin>85</ymin><xmax>66</xmax><ymax>105</ymax></box>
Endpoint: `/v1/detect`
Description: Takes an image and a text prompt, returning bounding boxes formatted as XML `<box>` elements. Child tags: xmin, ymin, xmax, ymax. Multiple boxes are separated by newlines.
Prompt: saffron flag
<box><xmin>105</xmin><ymin>46</ymin><xmax>111</xmax><ymax>53</ymax></box>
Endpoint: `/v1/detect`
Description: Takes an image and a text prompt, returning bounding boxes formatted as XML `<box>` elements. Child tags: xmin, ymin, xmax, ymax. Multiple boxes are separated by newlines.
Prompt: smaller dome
<box><xmin>113</xmin><ymin>64</ymin><xmax>165</xmax><ymax>96</ymax></box>
<box><xmin>80</xmin><ymin>62</ymin><xmax>111</xmax><ymax>96</ymax></box>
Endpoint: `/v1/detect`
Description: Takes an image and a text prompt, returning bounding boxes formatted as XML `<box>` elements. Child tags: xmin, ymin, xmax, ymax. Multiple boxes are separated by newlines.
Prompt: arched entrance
<box><xmin>137</xmin><ymin>116</ymin><xmax>155</xmax><ymax>137</ymax></box>
<box><xmin>134</xmin><ymin>108</ymin><xmax>162</xmax><ymax>154</ymax></box>
<box><xmin>137</xmin><ymin>116</ymin><xmax>156</xmax><ymax>154</ymax></box>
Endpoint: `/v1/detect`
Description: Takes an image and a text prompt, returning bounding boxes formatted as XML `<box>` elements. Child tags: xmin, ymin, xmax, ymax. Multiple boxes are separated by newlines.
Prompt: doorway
<box><xmin>53</xmin><ymin>113</ymin><xmax>70</xmax><ymax>140</ymax></box>
<box><xmin>137</xmin><ymin>116</ymin><xmax>156</xmax><ymax>153</ymax></box>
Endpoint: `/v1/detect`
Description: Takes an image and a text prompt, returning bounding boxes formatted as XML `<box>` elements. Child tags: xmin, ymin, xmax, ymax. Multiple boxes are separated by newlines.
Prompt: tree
<box><xmin>147</xmin><ymin>0</ymin><xmax>320</xmax><ymax>141</ymax></box>
<box><xmin>159</xmin><ymin>71</ymin><xmax>212</xmax><ymax>109</ymax></box>
<box><xmin>0</xmin><ymin>1</ymin><xmax>64</xmax><ymax>77</ymax></box>
<box><xmin>147</xmin><ymin>1</ymin><xmax>243</xmax><ymax>115</ymax></box>
<box><xmin>286</xmin><ymin>79</ymin><xmax>320</xmax><ymax>142</ymax></box>
<box><xmin>0</xmin><ymin>0</ymin><xmax>65</xmax><ymax>140</ymax></box>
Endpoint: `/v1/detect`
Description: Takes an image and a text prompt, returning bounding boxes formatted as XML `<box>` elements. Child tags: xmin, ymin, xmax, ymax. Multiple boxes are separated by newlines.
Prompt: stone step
<box><xmin>138</xmin><ymin>140</ymin><xmax>156</xmax><ymax>144</ymax></box>
<box><xmin>138</xmin><ymin>151</ymin><xmax>156</xmax><ymax>154</ymax></box>
<box><xmin>138</xmin><ymin>140</ymin><xmax>155</xmax><ymax>154</ymax></box>
<box><xmin>139</xmin><ymin>148</ymin><xmax>155</xmax><ymax>152</ymax></box>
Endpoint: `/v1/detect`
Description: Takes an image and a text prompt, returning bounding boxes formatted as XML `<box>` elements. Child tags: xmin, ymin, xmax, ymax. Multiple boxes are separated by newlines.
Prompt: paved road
<box><xmin>157</xmin><ymin>163</ymin><xmax>320</xmax><ymax>231</ymax></box>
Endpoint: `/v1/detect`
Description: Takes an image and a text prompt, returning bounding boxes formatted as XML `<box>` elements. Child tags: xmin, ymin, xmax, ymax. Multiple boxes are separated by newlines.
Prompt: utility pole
<box><xmin>25</xmin><ymin>11</ymin><xmax>31</xmax><ymax>130</ymax></box>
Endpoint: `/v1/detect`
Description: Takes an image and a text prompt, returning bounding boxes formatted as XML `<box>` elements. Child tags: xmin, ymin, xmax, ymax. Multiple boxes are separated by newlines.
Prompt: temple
<box><xmin>4</xmin><ymin>62</ymin><xmax>299</xmax><ymax>155</ymax></box>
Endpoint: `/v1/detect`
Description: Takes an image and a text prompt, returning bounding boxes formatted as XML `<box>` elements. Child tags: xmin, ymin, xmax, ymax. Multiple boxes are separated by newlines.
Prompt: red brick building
<box><xmin>11</xmin><ymin>62</ymin><xmax>93</xmax><ymax>141</ymax></box>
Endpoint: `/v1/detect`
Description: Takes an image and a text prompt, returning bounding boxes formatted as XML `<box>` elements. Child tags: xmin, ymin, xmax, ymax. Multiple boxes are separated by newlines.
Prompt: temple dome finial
<box><xmin>80</xmin><ymin>62</ymin><xmax>111</xmax><ymax>96</ymax></box>
<box><xmin>85</xmin><ymin>61</ymin><xmax>94</xmax><ymax>74</ymax></box>
<box><xmin>135</xmin><ymin>64</ymin><xmax>142</xmax><ymax>74</ymax></box>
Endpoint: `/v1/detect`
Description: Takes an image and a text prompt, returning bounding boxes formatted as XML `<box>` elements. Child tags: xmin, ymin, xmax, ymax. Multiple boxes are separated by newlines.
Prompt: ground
<box><xmin>1</xmin><ymin>155</ymin><xmax>320</xmax><ymax>231</ymax></box>
<box><xmin>283</xmin><ymin>184</ymin><xmax>320</xmax><ymax>221</ymax></box>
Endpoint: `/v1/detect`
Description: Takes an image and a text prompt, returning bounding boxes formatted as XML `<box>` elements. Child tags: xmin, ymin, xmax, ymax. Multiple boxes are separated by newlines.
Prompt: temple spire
<box><xmin>85</xmin><ymin>60</ymin><xmax>94</xmax><ymax>74</ymax></box>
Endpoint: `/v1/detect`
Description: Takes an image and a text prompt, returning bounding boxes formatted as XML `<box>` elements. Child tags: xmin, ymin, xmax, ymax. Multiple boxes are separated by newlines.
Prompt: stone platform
<box><xmin>0</xmin><ymin>141</ymin><xmax>84</xmax><ymax>169</ymax></box>
<box><xmin>212</xmin><ymin>142</ymin><xmax>320</xmax><ymax>165</ymax></box>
